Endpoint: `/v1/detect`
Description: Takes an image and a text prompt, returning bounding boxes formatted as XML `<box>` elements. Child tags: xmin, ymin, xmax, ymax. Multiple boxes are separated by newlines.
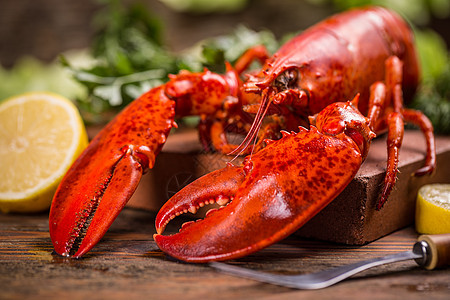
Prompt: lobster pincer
<box><xmin>49</xmin><ymin>69</ymin><xmax>245</xmax><ymax>258</ymax></box>
<box><xmin>154</xmin><ymin>97</ymin><xmax>375</xmax><ymax>262</ymax></box>
<box><xmin>49</xmin><ymin>86</ymin><xmax>176</xmax><ymax>257</ymax></box>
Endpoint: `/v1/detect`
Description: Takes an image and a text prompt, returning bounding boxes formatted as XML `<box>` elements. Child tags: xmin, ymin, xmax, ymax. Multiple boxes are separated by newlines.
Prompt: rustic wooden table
<box><xmin>1</xmin><ymin>208</ymin><xmax>448</xmax><ymax>299</ymax></box>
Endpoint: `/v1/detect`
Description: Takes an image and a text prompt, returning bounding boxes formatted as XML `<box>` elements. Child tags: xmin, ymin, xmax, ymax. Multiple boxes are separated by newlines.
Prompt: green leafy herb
<box><xmin>200</xmin><ymin>25</ymin><xmax>279</xmax><ymax>73</ymax></box>
<box><xmin>65</xmin><ymin>1</ymin><xmax>279</xmax><ymax>124</ymax></box>
<box><xmin>159</xmin><ymin>0</ymin><xmax>248</xmax><ymax>14</ymax></box>
<box><xmin>0</xmin><ymin>55</ymin><xmax>86</xmax><ymax>102</ymax></box>
<box><xmin>410</xmin><ymin>62</ymin><xmax>450</xmax><ymax>134</ymax></box>
<box><xmin>64</xmin><ymin>0</ymin><xmax>183</xmax><ymax>123</ymax></box>
<box><xmin>409</xmin><ymin>29</ymin><xmax>450</xmax><ymax>134</ymax></box>
<box><xmin>415</xmin><ymin>29</ymin><xmax>449</xmax><ymax>82</ymax></box>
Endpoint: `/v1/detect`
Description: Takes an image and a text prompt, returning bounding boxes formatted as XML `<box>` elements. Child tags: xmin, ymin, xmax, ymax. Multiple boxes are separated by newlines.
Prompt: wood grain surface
<box><xmin>1</xmin><ymin>209</ymin><xmax>449</xmax><ymax>300</ymax></box>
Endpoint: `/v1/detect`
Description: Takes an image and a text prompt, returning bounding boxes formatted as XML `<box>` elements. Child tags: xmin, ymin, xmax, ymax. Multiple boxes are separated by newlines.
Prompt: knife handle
<box><xmin>417</xmin><ymin>234</ymin><xmax>450</xmax><ymax>270</ymax></box>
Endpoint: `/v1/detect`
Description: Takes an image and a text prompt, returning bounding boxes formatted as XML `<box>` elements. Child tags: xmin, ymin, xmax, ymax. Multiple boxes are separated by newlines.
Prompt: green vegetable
<box><xmin>0</xmin><ymin>55</ymin><xmax>85</xmax><ymax>102</ymax></box>
<box><xmin>415</xmin><ymin>29</ymin><xmax>449</xmax><ymax>82</ymax></box>
<box><xmin>410</xmin><ymin>62</ymin><xmax>450</xmax><ymax>134</ymax></box>
<box><xmin>408</xmin><ymin>29</ymin><xmax>450</xmax><ymax>134</ymax></box>
<box><xmin>159</xmin><ymin>0</ymin><xmax>248</xmax><ymax>13</ymax></box>
<box><xmin>63</xmin><ymin>0</ymin><xmax>182</xmax><ymax>123</ymax></box>
<box><xmin>64</xmin><ymin>0</ymin><xmax>279</xmax><ymax>124</ymax></box>
<box><xmin>200</xmin><ymin>25</ymin><xmax>279</xmax><ymax>73</ymax></box>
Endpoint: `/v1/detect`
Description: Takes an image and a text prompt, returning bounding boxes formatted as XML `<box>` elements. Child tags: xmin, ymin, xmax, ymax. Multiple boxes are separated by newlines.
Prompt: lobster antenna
<box><xmin>228</xmin><ymin>88</ymin><xmax>272</xmax><ymax>157</ymax></box>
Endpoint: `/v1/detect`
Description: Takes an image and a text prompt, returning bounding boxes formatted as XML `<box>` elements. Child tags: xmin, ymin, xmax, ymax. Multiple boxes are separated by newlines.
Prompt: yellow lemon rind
<box><xmin>0</xmin><ymin>92</ymin><xmax>88</xmax><ymax>213</ymax></box>
<box><xmin>415</xmin><ymin>184</ymin><xmax>450</xmax><ymax>235</ymax></box>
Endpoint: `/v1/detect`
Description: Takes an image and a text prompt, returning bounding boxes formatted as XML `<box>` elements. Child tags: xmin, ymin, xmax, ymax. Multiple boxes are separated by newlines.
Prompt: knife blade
<box><xmin>210</xmin><ymin>234</ymin><xmax>450</xmax><ymax>289</ymax></box>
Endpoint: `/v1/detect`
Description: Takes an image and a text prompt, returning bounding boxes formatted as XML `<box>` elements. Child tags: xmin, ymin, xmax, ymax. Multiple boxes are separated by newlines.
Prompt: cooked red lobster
<box><xmin>49</xmin><ymin>6</ymin><xmax>435</xmax><ymax>261</ymax></box>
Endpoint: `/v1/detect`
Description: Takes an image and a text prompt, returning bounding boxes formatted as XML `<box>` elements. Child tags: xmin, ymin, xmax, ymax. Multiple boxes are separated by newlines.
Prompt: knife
<box><xmin>210</xmin><ymin>234</ymin><xmax>450</xmax><ymax>289</ymax></box>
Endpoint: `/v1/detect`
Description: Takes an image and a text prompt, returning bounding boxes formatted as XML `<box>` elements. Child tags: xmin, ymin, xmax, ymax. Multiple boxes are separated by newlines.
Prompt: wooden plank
<box><xmin>0</xmin><ymin>209</ymin><xmax>449</xmax><ymax>299</ymax></box>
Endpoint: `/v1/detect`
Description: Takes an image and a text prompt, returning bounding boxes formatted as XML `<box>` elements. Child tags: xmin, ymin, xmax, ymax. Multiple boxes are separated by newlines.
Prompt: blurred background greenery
<box><xmin>0</xmin><ymin>0</ymin><xmax>449</xmax><ymax>131</ymax></box>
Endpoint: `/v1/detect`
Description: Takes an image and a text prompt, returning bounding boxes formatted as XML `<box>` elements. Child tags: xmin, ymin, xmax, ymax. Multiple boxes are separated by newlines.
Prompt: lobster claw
<box><xmin>49</xmin><ymin>87</ymin><xmax>176</xmax><ymax>258</ymax></box>
<box><xmin>154</xmin><ymin>100</ymin><xmax>374</xmax><ymax>262</ymax></box>
<box><xmin>49</xmin><ymin>67</ymin><xmax>243</xmax><ymax>258</ymax></box>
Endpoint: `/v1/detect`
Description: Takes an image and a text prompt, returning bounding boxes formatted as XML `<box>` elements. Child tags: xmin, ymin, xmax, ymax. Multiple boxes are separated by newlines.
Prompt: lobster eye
<box><xmin>274</xmin><ymin>69</ymin><xmax>299</xmax><ymax>90</ymax></box>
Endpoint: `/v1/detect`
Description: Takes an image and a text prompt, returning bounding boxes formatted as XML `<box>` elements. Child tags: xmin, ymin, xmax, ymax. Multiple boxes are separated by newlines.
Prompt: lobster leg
<box><xmin>155</xmin><ymin>98</ymin><xmax>375</xmax><ymax>262</ymax></box>
<box><xmin>234</xmin><ymin>45</ymin><xmax>270</xmax><ymax>75</ymax></box>
<box><xmin>379</xmin><ymin>111</ymin><xmax>404</xmax><ymax>209</ymax></box>
<box><xmin>366</xmin><ymin>56</ymin><xmax>435</xmax><ymax>208</ymax></box>
<box><xmin>200</xmin><ymin>47</ymin><xmax>271</xmax><ymax>154</ymax></box>
<box><xmin>401</xmin><ymin>108</ymin><xmax>435</xmax><ymax>176</ymax></box>
<box><xmin>366</xmin><ymin>80</ymin><xmax>404</xmax><ymax>209</ymax></box>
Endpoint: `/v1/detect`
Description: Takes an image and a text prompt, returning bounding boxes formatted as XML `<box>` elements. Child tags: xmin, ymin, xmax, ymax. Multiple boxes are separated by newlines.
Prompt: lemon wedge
<box><xmin>415</xmin><ymin>184</ymin><xmax>450</xmax><ymax>234</ymax></box>
<box><xmin>0</xmin><ymin>92</ymin><xmax>88</xmax><ymax>213</ymax></box>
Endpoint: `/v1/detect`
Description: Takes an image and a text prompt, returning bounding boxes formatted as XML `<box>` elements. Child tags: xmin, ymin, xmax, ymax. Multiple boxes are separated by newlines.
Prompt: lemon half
<box><xmin>415</xmin><ymin>184</ymin><xmax>450</xmax><ymax>234</ymax></box>
<box><xmin>0</xmin><ymin>92</ymin><xmax>88</xmax><ymax>213</ymax></box>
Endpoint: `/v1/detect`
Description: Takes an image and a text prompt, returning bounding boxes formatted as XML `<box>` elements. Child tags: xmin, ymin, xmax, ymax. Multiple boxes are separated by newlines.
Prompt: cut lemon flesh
<box><xmin>0</xmin><ymin>92</ymin><xmax>88</xmax><ymax>213</ymax></box>
<box><xmin>415</xmin><ymin>184</ymin><xmax>450</xmax><ymax>234</ymax></box>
